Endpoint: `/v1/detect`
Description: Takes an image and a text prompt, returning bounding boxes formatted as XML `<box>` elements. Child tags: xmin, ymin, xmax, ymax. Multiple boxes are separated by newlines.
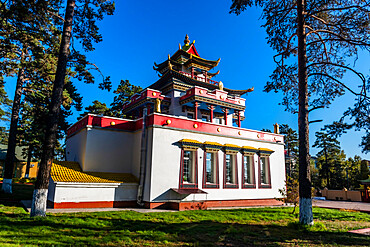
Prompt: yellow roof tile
<box><xmin>258</xmin><ymin>148</ymin><xmax>274</xmax><ymax>152</ymax></box>
<box><xmin>224</xmin><ymin>143</ymin><xmax>242</xmax><ymax>149</ymax></box>
<box><xmin>51</xmin><ymin>161</ymin><xmax>138</xmax><ymax>184</ymax></box>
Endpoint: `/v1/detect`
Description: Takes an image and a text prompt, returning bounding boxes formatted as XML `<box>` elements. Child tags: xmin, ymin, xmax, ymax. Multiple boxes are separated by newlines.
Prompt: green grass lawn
<box><xmin>0</xmin><ymin>183</ymin><xmax>369</xmax><ymax>246</ymax></box>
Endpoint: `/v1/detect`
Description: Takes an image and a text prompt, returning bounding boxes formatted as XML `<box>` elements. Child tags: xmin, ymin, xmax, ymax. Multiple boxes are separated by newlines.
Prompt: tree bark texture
<box><xmin>30</xmin><ymin>0</ymin><xmax>75</xmax><ymax>217</ymax></box>
<box><xmin>297</xmin><ymin>0</ymin><xmax>313</xmax><ymax>225</ymax></box>
<box><xmin>2</xmin><ymin>64</ymin><xmax>25</xmax><ymax>194</ymax></box>
<box><xmin>25</xmin><ymin>146</ymin><xmax>32</xmax><ymax>178</ymax></box>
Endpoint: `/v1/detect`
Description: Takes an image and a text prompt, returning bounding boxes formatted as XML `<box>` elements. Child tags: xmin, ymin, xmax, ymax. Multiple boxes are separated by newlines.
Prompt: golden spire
<box><xmin>184</xmin><ymin>34</ymin><xmax>190</xmax><ymax>45</ymax></box>
<box><xmin>168</xmin><ymin>60</ymin><xmax>173</xmax><ymax>70</ymax></box>
<box><xmin>218</xmin><ymin>81</ymin><xmax>224</xmax><ymax>91</ymax></box>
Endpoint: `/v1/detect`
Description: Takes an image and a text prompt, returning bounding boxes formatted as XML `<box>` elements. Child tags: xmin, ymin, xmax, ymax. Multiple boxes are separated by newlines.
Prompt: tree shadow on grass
<box><xmin>0</xmin><ymin>211</ymin><xmax>369</xmax><ymax>246</ymax></box>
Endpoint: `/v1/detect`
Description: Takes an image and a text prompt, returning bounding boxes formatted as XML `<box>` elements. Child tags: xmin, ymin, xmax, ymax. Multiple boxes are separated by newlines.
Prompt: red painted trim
<box><xmin>48</xmin><ymin>200</ymin><xmax>138</xmax><ymax>209</ymax></box>
<box><xmin>180</xmin><ymin>86</ymin><xmax>245</xmax><ymax>108</ymax></box>
<box><xmin>223</xmin><ymin>153</ymin><xmax>239</xmax><ymax>189</ymax></box>
<box><xmin>187</xmin><ymin>44</ymin><xmax>200</xmax><ymax>56</ymax></box>
<box><xmin>258</xmin><ymin>155</ymin><xmax>272</xmax><ymax>189</ymax></box>
<box><xmin>202</xmin><ymin>151</ymin><xmax>219</xmax><ymax>189</ymax></box>
<box><xmin>242</xmin><ymin>155</ymin><xmax>256</xmax><ymax>189</ymax></box>
<box><xmin>67</xmin><ymin>115</ymin><xmax>138</xmax><ymax>137</ymax></box>
<box><xmin>223</xmin><ymin>108</ymin><xmax>228</xmax><ymax>125</ymax></box>
<box><xmin>149</xmin><ymin>114</ymin><xmax>284</xmax><ymax>143</ymax></box>
<box><xmin>122</xmin><ymin>89</ymin><xmax>170</xmax><ymax>112</ymax></box>
<box><xmin>144</xmin><ymin>199</ymin><xmax>283</xmax><ymax>211</ymax></box>
<box><xmin>179</xmin><ymin>149</ymin><xmax>198</xmax><ymax>189</ymax></box>
<box><xmin>48</xmin><ymin>199</ymin><xmax>283</xmax><ymax>211</ymax></box>
<box><xmin>67</xmin><ymin>114</ymin><xmax>284</xmax><ymax>143</ymax></box>
<box><xmin>194</xmin><ymin>102</ymin><xmax>199</xmax><ymax>120</ymax></box>
<box><xmin>237</xmin><ymin>111</ymin><xmax>241</xmax><ymax>128</ymax></box>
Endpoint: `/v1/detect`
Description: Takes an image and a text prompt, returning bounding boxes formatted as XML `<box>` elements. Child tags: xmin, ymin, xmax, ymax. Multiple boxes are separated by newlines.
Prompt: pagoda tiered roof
<box><xmin>154</xmin><ymin>34</ymin><xmax>221</xmax><ymax>75</ymax></box>
<box><xmin>149</xmin><ymin>69</ymin><xmax>254</xmax><ymax>97</ymax></box>
<box><xmin>152</xmin><ymin>35</ymin><xmax>253</xmax><ymax>97</ymax></box>
<box><xmin>153</xmin><ymin>49</ymin><xmax>220</xmax><ymax>74</ymax></box>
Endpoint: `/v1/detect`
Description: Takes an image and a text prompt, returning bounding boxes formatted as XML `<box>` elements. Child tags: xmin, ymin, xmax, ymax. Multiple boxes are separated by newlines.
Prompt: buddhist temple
<box><xmin>47</xmin><ymin>35</ymin><xmax>286</xmax><ymax>210</ymax></box>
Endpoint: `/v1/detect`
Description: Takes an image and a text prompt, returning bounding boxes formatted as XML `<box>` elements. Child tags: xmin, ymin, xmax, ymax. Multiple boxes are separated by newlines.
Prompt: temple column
<box><xmin>139</xmin><ymin>108</ymin><xmax>143</xmax><ymax>118</ymax></box>
<box><xmin>204</xmin><ymin>71</ymin><xmax>208</xmax><ymax>83</ymax></box>
<box><xmin>147</xmin><ymin>104</ymin><xmax>152</xmax><ymax>115</ymax></box>
<box><xmin>191</xmin><ymin>67</ymin><xmax>195</xmax><ymax>79</ymax></box>
<box><xmin>222</xmin><ymin>107</ymin><xmax>229</xmax><ymax>125</ymax></box>
<box><xmin>207</xmin><ymin>104</ymin><xmax>214</xmax><ymax>123</ymax></box>
<box><xmin>194</xmin><ymin>102</ymin><xmax>199</xmax><ymax>120</ymax></box>
<box><xmin>236</xmin><ymin>110</ymin><xmax>241</xmax><ymax>128</ymax></box>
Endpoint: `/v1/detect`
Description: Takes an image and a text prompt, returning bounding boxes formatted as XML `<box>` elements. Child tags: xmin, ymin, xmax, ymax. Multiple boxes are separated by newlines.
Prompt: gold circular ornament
<box><xmin>217</xmin><ymin>128</ymin><xmax>221</xmax><ymax>132</ymax></box>
<box><xmin>257</xmin><ymin>134</ymin><xmax>260</xmax><ymax>138</ymax></box>
<box><xmin>110</xmin><ymin>121</ymin><xmax>116</xmax><ymax>126</ymax></box>
<box><xmin>199</xmin><ymin>90</ymin><xmax>203</xmax><ymax>94</ymax></box>
<box><xmin>194</xmin><ymin>124</ymin><xmax>198</xmax><ymax>128</ymax></box>
<box><xmin>166</xmin><ymin>119</ymin><xmax>172</xmax><ymax>125</ymax></box>
<box><xmin>238</xmin><ymin>131</ymin><xmax>241</xmax><ymax>135</ymax></box>
<box><xmin>152</xmin><ymin>92</ymin><xmax>157</xmax><ymax>96</ymax></box>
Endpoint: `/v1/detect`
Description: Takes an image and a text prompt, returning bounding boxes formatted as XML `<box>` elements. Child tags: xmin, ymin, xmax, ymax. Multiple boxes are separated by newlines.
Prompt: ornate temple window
<box><xmin>223</xmin><ymin>144</ymin><xmax>241</xmax><ymax>188</ymax></box>
<box><xmin>258</xmin><ymin>148</ymin><xmax>274</xmax><ymax>189</ymax></box>
<box><xmin>241</xmin><ymin>146</ymin><xmax>258</xmax><ymax>189</ymax></box>
<box><xmin>183</xmin><ymin>150</ymin><xmax>195</xmax><ymax>182</ymax></box>
<box><xmin>201</xmin><ymin>115</ymin><xmax>209</xmax><ymax>122</ymax></box>
<box><xmin>214</xmin><ymin>113</ymin><xmax>224</xmax><ymax>125</ymax></box>
<box><xmin>200</xmin><ymin>109</ymin><xmax>210</xmax><ymax>122</ymax></box>
<box><xmin>202</xmin><ymin>142</ymin><xmax>222</xmax><ymax>188</ymax></box>
<box><xmin>187</xmin><ymin>112</ymin><xmax>194</xmax><ymax>119</ymax></box>
<box><xmin>178</xmin><ymin>139</ymin><xmax>201</xmax><ymax>188</ymax></box>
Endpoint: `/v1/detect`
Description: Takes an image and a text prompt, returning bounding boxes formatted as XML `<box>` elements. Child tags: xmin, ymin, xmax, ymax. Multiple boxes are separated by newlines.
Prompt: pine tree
<box><xmin>0</xmin><ymin>0</ymin><xmax>63</xmax><ymax>193</ymax></box>
<box><xmin>80</xmin><ymin>80</ymin><xmax>142</xmax><ymax>119</ymax></box>
<box><xmin>30</xmin><ymin>0</ymin><xmax>114</xmax><ymax>217</ymax></box>
<box><xmin>313</xmin><ymin>131</ymin><xmax>341</xmax><ymax>188</ymax></box>
<box><xmin>79</xmin><ymin>100</ymin><xmax>113</xmax><ymax>119</ymax></box>
<box><xmin>110</xmin><ymin>80</ymin><xmax>142</xmax><ymax>118</ymax></box>
<box><xmin>280</xmin><ymin>124</ymin><xmax>299</xmax><ymax>178</ymax></box>
<box><xmin>230</xmin><ymin>0</ymin><xmax>370</xmax><ymax>225</ymax></box>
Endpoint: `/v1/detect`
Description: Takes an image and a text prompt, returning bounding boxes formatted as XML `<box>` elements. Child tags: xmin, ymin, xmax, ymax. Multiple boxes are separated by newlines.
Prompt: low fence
<box><xmin>321</xmin><ymin>188</ymin><xmax>362</xmax><ymax>202</ymax></box>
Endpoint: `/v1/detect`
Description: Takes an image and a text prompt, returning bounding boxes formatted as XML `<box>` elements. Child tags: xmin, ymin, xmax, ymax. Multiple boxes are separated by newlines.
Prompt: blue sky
<box><xmin>3</xmin><ymin>0</ymin><xmax>370</xmax><ymax>159</ymax></box>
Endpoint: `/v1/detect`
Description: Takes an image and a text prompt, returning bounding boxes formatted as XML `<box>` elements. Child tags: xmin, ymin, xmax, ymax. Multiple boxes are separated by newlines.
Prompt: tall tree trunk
<box><xmin>25</xmin><ymin>146</ymin><xmax>32</xmax><ymax>178</ymax></box>
<box><xmin>2</xmin><ymin>63</ymin><xmax>25</xmax><ymax>194</ymax></box>
<box><xmin>30</xmin><ymin>0</ymin><xmax>75</xmax><ymax>217</ymax></box>
<box><xmin>297</xmin><ymin>0</ymin><xmax>313</xmax><ymax>225</ymax></box>
<box><xmin>324</xmin><ymin>145</ymin><xmax>329</xmax><ymax>187</ymax></box>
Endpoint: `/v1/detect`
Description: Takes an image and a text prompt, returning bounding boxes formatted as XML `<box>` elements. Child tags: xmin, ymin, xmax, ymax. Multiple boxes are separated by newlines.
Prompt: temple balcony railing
<box><xmin>179</xmin><ymin>86</ymin><xmax>246</xmax><ymax>111</ymax></box>
<box><xmin>178</xmin><ymin>71</ymin><xmax>219</xmax><ymax>86</ymax></box>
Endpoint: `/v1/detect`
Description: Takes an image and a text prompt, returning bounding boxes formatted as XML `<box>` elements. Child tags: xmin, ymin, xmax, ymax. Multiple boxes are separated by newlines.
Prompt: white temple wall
<box><xmin>131</xmin><ymin>130</ymin><xmax>143</xmax><ymax>178</ymax></box>
<box><xmin>143</xmin><ymin>127</ymin><xmax>154</xmax><ymax>202</ymax></box>
<box><xmin>83</xmin><ymin>128</ymin><xmax>134</xmax><ymax>173</ymax></box>
<box><xmin>51</xmin><ymin>182</ymin><xmax>138</xmax><ymax>203</ymax></box>
<box><xmin>66</xmin><ymin>128</ymin><xmax>136</xmax><ymax>173</ymax></box>
<box><xmin>149</xmin><ymin>126</ymin><xmax>285</xmax><ymax>202</ymax></box>
<box><xmin>168</xmin><ymin>90</ymin><xmax>185</xmax><ymax>117</ymax></box>
<box><xmin>66</xmin><ymin>129</ymin><xmax>87</xmax><ymax>169</ymax></box>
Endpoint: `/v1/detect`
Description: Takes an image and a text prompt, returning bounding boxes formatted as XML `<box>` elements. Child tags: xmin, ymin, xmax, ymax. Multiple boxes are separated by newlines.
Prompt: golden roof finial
<box><xmin>168</xmin><ymin>54</ymin><xmax>171</xmax><ymax>60</ymax></box>
<box><xmin>219</xmin><ymin>81</ymin><xmax>224</xmax><ymax>91</ymax></box>
<box><xmin>179</xmin><ymin>43</ymin><xmax>181</xmax><ymax>49</ymax></box>
<box><xmin>184</xmin><ymin>34</ymin><xmax>190</xmax><ymax>45</ymax></box>
<box><xmin>168</xmin><ymin>60</ymin><xmax>173</xmax><ymax>70</ymax></box>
